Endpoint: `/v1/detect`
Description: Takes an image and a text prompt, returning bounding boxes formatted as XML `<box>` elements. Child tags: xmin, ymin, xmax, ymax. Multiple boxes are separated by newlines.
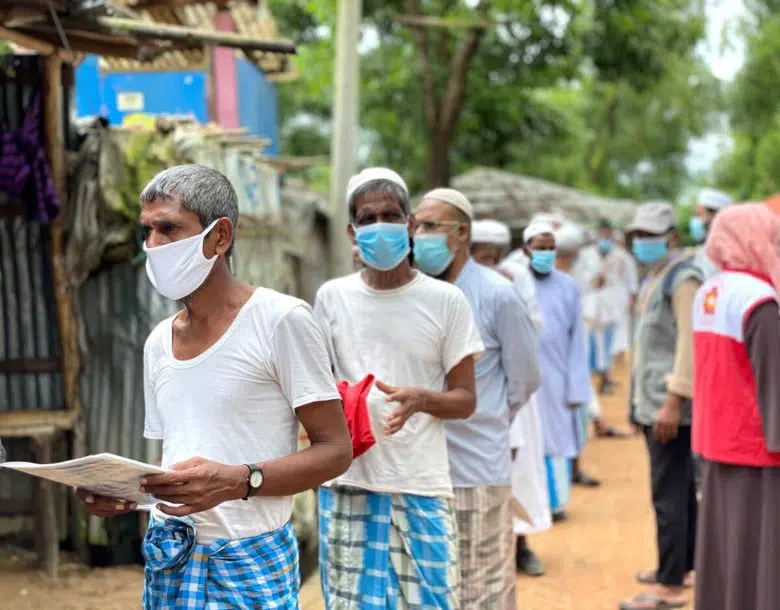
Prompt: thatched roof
<box><xmin>451</xmin><ymin>167</ymin><xmax>637</xmax><ymax>229</ymax></box>
<box><xmin>0</xmin><ymin>0</ymin><xmax>295</xmax><ymax>76</ymax></box>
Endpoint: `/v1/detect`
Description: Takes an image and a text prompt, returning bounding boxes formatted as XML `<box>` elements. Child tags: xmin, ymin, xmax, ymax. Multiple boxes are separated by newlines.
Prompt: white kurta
<box><xmin>534</xmin><ymin>270</ymin><xmax>592</xmax><ymax>458</ymax></box>
<box><xmin>499</xmin><ymin>258</ymin><xmax>552</xmax><ymax>535</ymax></box>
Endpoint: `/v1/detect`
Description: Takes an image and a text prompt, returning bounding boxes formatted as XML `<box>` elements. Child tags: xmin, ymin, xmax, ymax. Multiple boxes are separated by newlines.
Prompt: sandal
<box><xmin>618</xmin><ymin>592</ymin><xmax>687</xmax><ymax>609</ymax></box>
<box><xmin>635</xmin><ymin>571</ymin><xmax>694</xmax><ymax>588</ymax></box>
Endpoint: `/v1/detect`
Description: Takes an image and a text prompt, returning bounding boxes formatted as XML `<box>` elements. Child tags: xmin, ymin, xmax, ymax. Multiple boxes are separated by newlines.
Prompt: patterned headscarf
<box><xmin>706</xmin><ymin>203</ymin><xmax>780</xmax><ymax>292</ymax></box>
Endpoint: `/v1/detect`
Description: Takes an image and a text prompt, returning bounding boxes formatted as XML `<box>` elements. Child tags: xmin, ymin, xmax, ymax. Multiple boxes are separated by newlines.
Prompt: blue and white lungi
<box><xmin>544</xmin><ymin>457</ymin><xmax>572</xmax><ymax>513</ymax></box>
<box><xmin>318</xmin><ymin>486</ymin><xmax>459</xmax><ymax>609</ymax></box>
<box><xmin>142</xmin><ymin>515</ymin><xmax>299</xmax><ymax>609</ymax></box>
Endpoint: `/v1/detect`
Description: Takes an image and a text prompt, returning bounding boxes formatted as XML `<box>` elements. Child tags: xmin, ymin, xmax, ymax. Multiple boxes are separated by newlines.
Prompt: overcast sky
<box><xmin>686</xmin><ymin>0</ymin><xmax>748</xmax><ymax>178</ymax></box>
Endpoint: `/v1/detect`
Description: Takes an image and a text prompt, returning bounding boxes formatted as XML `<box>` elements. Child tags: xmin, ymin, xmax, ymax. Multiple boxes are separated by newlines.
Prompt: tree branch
<box><xmin>404</xmin><ymin>0</ymin><xmax>440</xmax><ymax>135</ymax></box>
<box><xmin>439</xmin><ymin>19</ymin><xmax>487</xmax><ymax>135</ymax></box>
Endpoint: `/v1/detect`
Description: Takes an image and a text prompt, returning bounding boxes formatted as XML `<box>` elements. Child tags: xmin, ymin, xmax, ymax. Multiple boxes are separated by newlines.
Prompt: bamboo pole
<box><xmin>92</xmin><ymin>16</ymin><xmax>297</xmax><ymax>55</ymax></box>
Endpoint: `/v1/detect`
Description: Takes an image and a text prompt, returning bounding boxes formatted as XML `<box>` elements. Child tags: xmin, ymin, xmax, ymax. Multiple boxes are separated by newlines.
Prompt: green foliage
<box><xmin>713</xmin><ymin>11</ymin><xmax>780</xmax><ymax>200</ymax></box>
<box><xmin>271</xmin><ymin>0</ymin><xmax>715</xmax><ymax>199</ymax></box>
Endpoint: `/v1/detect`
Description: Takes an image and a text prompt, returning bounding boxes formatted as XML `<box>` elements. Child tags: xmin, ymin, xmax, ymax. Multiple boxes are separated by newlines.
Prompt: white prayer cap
<box><xmin>471</xmin><ymin>219</ymin><xmax>511</xmax><ymax>245</ymax></box>
<box><xmin>346</xmin><ymin>167</ymin><xmax>408</xmax><ymax>203</ymax></box>
<box><xmin>422</xmin><ymin>188</ymin><xmax>474</xmax><ymax>220</ymax></box>
<box><xmin>523</xmin><ymin>221</ymin><xmax>555</xmax><ymax>244</ymax></box>
<box><xmin>555</xmin><ymin>223</ymin><xmax>585</xmax><ymax>253</ymax></box>
<box><xmin>697</xmin><ymin>187</ymin><xmax>734</xmax><ymax>212</ymax></box>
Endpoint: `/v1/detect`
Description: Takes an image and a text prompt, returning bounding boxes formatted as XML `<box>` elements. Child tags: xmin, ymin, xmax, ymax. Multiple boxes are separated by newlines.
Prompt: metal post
<box><xmin>328</xmin><ymin>0</ymin><xmax>362</xmax><ymax>277</ymax></box>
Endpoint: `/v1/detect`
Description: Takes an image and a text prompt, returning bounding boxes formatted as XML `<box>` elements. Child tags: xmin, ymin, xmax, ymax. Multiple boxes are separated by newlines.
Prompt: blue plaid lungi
<box><xmin>142</xmin><ymin>515</ymin><xmax>299</xmax><ymax>609</ymax></box>
<box><xmin>318</xmin><ymin>486</ymin><xmax>459</xmax><ymax>609</ymax></box>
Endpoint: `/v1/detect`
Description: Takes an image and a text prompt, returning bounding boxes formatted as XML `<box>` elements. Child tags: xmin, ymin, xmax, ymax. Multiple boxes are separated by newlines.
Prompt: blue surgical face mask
<box><xmin>354</xmin><ymin>222</ymin><xmax>410</xmax><ymax>271</ymax></box>
<box><xmin>597</xmin><ymin>238</ymin><xmax>613</xmax><ymax>254</ymax></box>
<box><xmin>632</xmin><ymin>237</ymin><xmax>668</xmax><ymax>265</ymax></box>
<box><xmin>413</xmin><ymin>233</ymin><xmax>454</xmax><ymax>277</ymax></box>
<box><xmin>530</xmin><ymin>250</ymin><xmax>556</xmax><ymax>274</ymax></box>
<box><xmin>689</xmin><ymin>217</ymin><xmax>707</xmax><ymax>244</ymax></box>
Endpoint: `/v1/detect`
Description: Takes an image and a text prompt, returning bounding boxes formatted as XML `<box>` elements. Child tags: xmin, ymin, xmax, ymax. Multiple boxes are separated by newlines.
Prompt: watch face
<box><xmin>249</xmin><ymin>470</ymin><xmax>264</xmax><ymax>488</ymax></box>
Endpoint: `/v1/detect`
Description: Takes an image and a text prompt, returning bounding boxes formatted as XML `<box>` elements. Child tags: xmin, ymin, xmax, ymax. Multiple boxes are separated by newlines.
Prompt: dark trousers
<box><xmin>643</xmin><ymin>425</ymin><xmax>697</xmax><ymax>586</ymax></box>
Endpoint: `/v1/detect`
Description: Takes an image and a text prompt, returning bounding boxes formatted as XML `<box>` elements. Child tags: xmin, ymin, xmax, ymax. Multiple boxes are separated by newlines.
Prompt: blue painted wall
<box><xmin>74</xmin><ymin>55</ymin><xmax>279</xmax><ymax>155</ymax></box>
<box><xmin>236</xmin><ymin>57</ymin><xmax>279</xmax><ymax>155</ymax></box>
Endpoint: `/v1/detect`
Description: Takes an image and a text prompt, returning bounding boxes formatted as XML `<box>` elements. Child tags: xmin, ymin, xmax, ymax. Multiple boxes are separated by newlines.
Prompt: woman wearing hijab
<box><xmin>692</xmin><ymin>203</ymin><xmax>780</xmax><ymax>610</ymax></box>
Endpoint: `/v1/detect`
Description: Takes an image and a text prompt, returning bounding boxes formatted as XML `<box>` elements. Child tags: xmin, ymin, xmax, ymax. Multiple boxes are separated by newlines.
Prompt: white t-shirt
<box><xmin>314</xmin><ymin>271</ymin><xmax>484</xmax><ymax>498</ymax></box>
<box><xmin>143</xmin><ymin>288</ymin><xmax>341</xmax><ymax>543</ymax></box>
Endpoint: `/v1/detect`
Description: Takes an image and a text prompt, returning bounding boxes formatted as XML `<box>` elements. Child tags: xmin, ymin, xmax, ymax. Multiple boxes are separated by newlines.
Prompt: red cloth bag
<box><xmin>337</xmin><ymin>374</ymin><xmax>377</xmax><ymax>459</ymax></box>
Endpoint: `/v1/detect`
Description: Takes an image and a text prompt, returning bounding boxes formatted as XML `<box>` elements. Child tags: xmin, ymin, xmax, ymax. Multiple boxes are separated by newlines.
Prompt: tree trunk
<box><xmin>426</xmin><ymin>131</ymin><xmax>453</xmax><ymax>188</ymax></box>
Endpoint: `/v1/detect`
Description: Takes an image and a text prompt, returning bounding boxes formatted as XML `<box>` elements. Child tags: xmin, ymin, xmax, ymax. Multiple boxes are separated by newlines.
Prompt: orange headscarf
<box><xmin>706</xmin><ymin>203</ymin><xmax>780</xmax><ymax>292</ymax></box>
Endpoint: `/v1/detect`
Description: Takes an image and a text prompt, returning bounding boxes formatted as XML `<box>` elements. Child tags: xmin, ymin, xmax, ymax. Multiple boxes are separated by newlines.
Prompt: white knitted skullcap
<box><xmin>523</xmin><ymin>222</ymin><xmax>555</xmax><ymax>244</ymax></box>
<box><xmin>697</xmin><ymin>188</ymin><xmax>734</xmax><ymax>212</ymax></box>
<box><xmin>471</xmin><ymin>219</ymin><xmax>511</xmax><ymax>245</ymax></box>
<box><xmin>422</xmin><ymin>188</ymin><xmax>474</xmax><ymax>220</ymax></box>
<box><xmin>346</xmin><ymin>167</ymin><xmax>408</xmax><ymax>203</ymax></box>
<box><xmin>555</xmin><ymin>223</ymin><xmax>585</xmax><ymax>253</ymax></box>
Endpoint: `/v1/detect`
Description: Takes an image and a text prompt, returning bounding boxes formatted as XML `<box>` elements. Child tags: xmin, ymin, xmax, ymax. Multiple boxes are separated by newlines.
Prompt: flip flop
<box><xmin>618</xmin><ymin>592</ymin><xmax>687</xmax><ymax>610</ymax></box>
<box><xmin>635</xmin><ymin>571</ymin><xmax>694</xmax><ymax>589</ymax></box>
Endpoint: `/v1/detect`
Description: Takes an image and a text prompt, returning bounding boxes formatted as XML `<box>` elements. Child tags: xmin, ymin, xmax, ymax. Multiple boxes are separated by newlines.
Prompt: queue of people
<box><xmin>72</xmin><ymin>163</ymin><xmax>779</xmax><ymax>610</ymax></box>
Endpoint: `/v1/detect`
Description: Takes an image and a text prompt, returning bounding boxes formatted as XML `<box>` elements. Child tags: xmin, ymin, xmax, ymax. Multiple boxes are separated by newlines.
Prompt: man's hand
<box><xmin>375</xmin><ymin>380</ymin><xmax>427</xmax><ymax>436</ymax></box>
<box><xmin>594</xmin><ymin>274</ymin><xmax>606</xmax><ymax>289</ymax></box>
<box><xmin>140</xmin><ymin>457</ymin><xmax>246</xmax><ymax>517</ymax></box>
<box><xmin>75</xmin><ymin>489</ymin><xmax>136</xmax><ymax>518</ymax></box>
<box><xmin>653</xmin><ymin>395</ymin><xmax>682</xmax><ymax>444</ymax></box>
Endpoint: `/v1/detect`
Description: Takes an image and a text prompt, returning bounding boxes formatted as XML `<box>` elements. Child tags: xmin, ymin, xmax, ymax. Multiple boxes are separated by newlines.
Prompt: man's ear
<box><xmin>212</xmin><ymin>217</ymin><xmax>234</xmax><ymax>257</ymax></box>
<box><xmin>347</xmin><ymin>223</ymin><xmax>356</xmax><ymax>245</ymax></box>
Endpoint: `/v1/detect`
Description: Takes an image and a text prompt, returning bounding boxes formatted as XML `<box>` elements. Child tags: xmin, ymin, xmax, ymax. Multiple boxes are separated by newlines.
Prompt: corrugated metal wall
<box><xmin>0</xmin><ymin>56</ymin><xmax>66</xmax><ymax>513</ymax></box>
<box><xmin>76</xmin><ymin>262</ymin><xmax>178</xmax><ymax>464</ymax></box>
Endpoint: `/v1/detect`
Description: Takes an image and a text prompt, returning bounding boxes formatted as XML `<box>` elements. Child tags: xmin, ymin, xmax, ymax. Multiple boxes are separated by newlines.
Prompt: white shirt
<box><xmin>143</xmin><ymin>288</ymin><xmax>341</xmax><ymax>543</ymax></box>
<box><xmin>314</xmin><ymin>271</ymin><xmax>484</xmax><ymax>498</ymax></box>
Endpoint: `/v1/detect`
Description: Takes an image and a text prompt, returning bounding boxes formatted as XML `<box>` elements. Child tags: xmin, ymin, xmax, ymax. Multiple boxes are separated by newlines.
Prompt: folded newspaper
<box><xmin>0</xmin><ymin>453</ymin><xmax>166</xmax><ymax>509</ymax></box>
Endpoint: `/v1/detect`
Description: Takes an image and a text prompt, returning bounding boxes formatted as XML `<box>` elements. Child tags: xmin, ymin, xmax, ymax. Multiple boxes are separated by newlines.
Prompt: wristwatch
<box><xmin>242</xmin><ymin>464</ymin><xmax>264</xmax><ymax>501</ymax></box>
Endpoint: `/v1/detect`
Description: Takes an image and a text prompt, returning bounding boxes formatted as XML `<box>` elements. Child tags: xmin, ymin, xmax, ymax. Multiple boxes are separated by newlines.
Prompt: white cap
<box><xmin>698</xmin><ymin>188</ymin><xmax>733</xmax><ymax>212</ymax></box>
<box><xmin>555</xmin><ymin>223</ymin><xmax>584</xmax><ymax>253</ymax></box>
<box><xmin>346</xmin><ymin>167</ymin><xmax>408</xmax><ymax>203</ymax></box>
<box><xmin>471</xmin><ymin>219</ymin><xmax>511</xmax><ymax>245</ymax></box>
<box><xmin>523</xmin><ymin>221</ymin><xmax>555</xmax><ymax>244</ymax></box>
<box><xmin>422</xmin><ymin>188</ymin><xmax>474</xmax><ymax>220</ymax></box>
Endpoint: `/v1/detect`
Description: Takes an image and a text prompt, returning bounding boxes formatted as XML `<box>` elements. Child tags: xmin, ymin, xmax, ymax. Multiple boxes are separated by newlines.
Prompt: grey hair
<box><xmin>347</xmin><ymin>179</ymin><xmax>410</xmax><ymax>223</ymax></box>
<box><xmin>140</xmin><ymin>164</ymin><xmax>239</xmax><ymax>255</ymax></box>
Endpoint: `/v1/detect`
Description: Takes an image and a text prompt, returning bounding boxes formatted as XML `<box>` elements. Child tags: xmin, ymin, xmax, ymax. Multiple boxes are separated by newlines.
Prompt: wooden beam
<box><xmin>43</xmin><ymin>54</ymin><xmax>83</xmax><ymax>445</ymax></box>
<box><xmin>0</xmin><ymin>359</ymin><xmax>61</xmax><ymax>375</ymax></box>
<box><xmin>0</xmin><ymin>25</ymin><xmax>74</xmax><ymax>61</ymax></box>
<box><xmin>91</xmin><ymin>15</ymin><xmax>297</xmax><ymax>54</ymax></box>
<box><xmin>16</xmin><ymin>27</ymin><xmax>148</xmax><ymax>59</ymax></box>
<box><xmin>394</xmin><ymin>14</ymin><xmax>495</xmax><ymax>29</ymax></box>
<box><xmin>130</xmin><ymin>0</ymin><xmax>231</xmax><ymax>9</ymax></box>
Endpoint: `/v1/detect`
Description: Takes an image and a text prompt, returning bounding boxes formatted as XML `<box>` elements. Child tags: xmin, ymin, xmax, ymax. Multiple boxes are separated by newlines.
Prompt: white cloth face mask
<box><xmin>143</xmin><ymin>218</ymin><xmax>221</xmax><ymax>301</ymax></box>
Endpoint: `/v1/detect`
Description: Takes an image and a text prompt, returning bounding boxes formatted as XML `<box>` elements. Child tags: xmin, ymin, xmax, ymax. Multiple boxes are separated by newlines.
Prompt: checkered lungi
<box><xmin>453</xmin><ymin>486</ymin><xmax>516</xmax><ymax>610</ymax></box>
<box><xmin>318</xmin><ymin>485</ymin><xmax>459</xmax><ymax>609</ymax></box>
<box><xmin>142</xmin><ymin>515</ymin><xmax>299</xmax><ymax>609</ymax></box>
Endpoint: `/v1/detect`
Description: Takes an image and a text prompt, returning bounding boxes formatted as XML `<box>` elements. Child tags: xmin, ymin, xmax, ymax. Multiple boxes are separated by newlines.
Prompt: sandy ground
<box><xmin>0</xmin><ymin>360</ymin><xmax>671</xmax><ymax>609</ymax></box>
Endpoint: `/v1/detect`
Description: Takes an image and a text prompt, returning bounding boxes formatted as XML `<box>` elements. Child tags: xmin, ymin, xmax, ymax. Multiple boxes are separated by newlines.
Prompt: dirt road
<box><xmin>0</xmin><ymin>361</ymin><xmax>666</xmax><ymax>609</ymax></box>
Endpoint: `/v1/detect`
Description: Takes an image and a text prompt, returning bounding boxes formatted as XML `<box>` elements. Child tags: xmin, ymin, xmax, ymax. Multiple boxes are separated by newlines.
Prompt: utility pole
<box><xmin>328</xmin><ymin>0</ymin><xmax>362</xmax><ymax>277</ymax></box>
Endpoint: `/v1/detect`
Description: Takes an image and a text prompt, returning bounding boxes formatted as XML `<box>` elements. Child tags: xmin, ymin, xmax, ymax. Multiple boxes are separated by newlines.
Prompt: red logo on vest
<box><xmin>703</xmin><ymin>287</ymin><xmax>718</xmax><ymax>314</ymax></box>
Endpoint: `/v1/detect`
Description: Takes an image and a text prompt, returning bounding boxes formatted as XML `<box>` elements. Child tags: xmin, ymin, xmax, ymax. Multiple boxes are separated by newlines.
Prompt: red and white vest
<box><xmin>692</xmin><ymin>270</ymin><xmax>779</xmax><ymax>466</ymax></box>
